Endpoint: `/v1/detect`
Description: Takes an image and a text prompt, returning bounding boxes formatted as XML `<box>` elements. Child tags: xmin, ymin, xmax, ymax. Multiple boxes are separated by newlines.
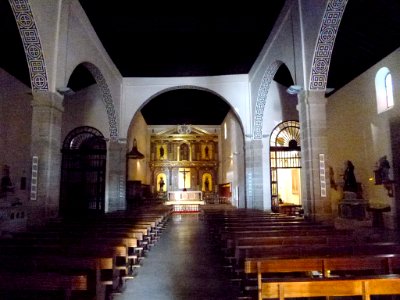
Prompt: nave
<box><xmin>1</xmin><ymin>202</ymin><xmax>400</xmax><ymax>300</ymax></box>
<box><xmin>114</xmin><ymin>211</ymin><xmax>241</xmax><ymax>300</ymax></box>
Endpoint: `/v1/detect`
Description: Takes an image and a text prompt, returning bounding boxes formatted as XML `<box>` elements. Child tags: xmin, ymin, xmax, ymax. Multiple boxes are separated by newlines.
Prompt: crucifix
<box><xmin>179</xmin><ymin>168</ymin><xmax>190</xmax><ymax>191</ymax></box>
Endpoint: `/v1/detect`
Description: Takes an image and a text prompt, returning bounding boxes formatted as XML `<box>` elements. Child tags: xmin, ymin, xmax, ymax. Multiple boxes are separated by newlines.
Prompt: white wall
<box><xmin>220</xmin><ymin>111</ymin><xmax>245</xmax><ymax>207</ymax></box>
<box><xmin>62</xmin><ymin>84</ymin><xmax>110</xmax><ymax>139</ymax></box>
<box><xmin>126</xmin><ymin>112</ymin><xmax>148</xmax><ymax>184</ymax></box>
<box><xmin>0</xmin><ymin>69</ymin><xmax>33</xmax><ymax>202</ymax></box>
<box><xmin>327</xmin><ymin>48</ymin><xmax>400</xmax><ymax>228</ymax></box>
<box><xmin>121</xmin><ymin>75</ymin><xmax>249</xmax><ymax>137</ymax></box>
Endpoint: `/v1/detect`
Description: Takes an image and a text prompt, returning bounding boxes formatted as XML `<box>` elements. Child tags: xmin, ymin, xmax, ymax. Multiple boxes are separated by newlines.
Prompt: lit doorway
<box><xmin>270</xmin><ymin>121</ymin><xmax>301</xmax><ymax>212</ymax></box>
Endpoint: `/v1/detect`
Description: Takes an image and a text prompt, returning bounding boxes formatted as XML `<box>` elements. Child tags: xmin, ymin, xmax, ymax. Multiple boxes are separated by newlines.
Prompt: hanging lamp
<box><xmin>286</xmin><ymin>10</ymin><xmax>303</xmax><ymax>95</ymax></box>
<box><xmin>127</xmin><ymin>138</ymin><xmax>145</xmax><ymax>159</ymax></box>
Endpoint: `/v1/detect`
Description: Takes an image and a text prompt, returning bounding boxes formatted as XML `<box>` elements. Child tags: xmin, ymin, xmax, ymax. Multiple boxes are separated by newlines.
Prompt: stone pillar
<box><xmin>297</xmin><ymin>90</ymin><xmax>332</xmax><ymax>223</ymax></box>
<box><xmin>107</xmin><ymin>140</ymin><xmax>126</xmax><ymax>212</ymax></box>
<box><xmin>29</xmin><ymin>91</ymin><xmax>63</xmax><ymax>225</ymax></box>
<box><xmin>245</xmin><ymin>138</ymin><xmax>264</xmax><ymax>209</ymax></box>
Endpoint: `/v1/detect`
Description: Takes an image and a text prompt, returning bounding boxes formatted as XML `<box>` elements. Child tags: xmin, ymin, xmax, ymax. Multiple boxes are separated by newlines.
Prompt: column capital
<box><xmin>31</xmin><ymin>90</ymin><xmax>64</xmax><ymax>112</ymax></box>
<box><xmin>298</xmin><ymin>90</ymin><xmax>327</xmax><ymax>106</ymax></box>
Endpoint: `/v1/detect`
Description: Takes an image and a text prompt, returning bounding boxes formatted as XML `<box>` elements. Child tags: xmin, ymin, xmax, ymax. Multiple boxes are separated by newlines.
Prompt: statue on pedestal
<box><xmin>343</xmin><ymin>160</ymin><xmax>357</xmax><ymax>193</ymax></box>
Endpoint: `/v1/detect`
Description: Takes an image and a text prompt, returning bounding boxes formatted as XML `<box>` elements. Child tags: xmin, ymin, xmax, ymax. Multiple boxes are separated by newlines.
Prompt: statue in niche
<box><xmin>204</xmin><ymin>145</ymin><xmax>209</xmax><ymax>158</ymax></box>
<box><xmin>180</xmin><ymin>143</ymin><xmax>189</xmax><ymax>161</ymax></box>
<box><xmin>159</xmin><ymin>146</ymin><xmax>164</xmax><ymax>159</ymax></box>
<box><xmin>159</xmin><ymin>176</ymin><xmax>165</xmax><ymax>192</ymax></box>
<box><xmin>204</xmin><ymin>177</ymin><xmax>210</xmax><ymax>191</ymax></box>
<box><xmin>343</xmin><ymin>160</ymin><xmax>357</xmax><ymax>193</ymax></box>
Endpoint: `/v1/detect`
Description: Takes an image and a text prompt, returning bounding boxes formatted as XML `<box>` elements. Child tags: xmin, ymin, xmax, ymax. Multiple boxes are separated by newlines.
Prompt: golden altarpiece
<box><xmin>149</xmin><ymin>125</ymin><xmax>218</xmax><ymax>203</ymax></box>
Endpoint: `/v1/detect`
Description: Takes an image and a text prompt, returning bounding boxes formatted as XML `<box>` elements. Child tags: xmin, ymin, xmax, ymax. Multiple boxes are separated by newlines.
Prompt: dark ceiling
<box><xmin>1</xmin><ymin>1</ymin><xmax>400</xmax><ymax>125</ymax></box>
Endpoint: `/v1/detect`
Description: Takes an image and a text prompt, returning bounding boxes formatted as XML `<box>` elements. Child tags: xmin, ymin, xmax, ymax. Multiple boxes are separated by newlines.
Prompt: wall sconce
<box><xmin>127</xmin><ymin>138</ymin><xmax>145</xmax><ymax>159</ymax></box>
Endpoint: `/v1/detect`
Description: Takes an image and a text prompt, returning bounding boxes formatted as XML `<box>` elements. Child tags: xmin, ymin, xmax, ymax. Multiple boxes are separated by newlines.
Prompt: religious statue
<box><xmin>204</xmin><ymin>177</ymin><xmax>210</xmax><ymax>191</ymax></box>
<box><xmin>204</xmin><ymin>145</ymin><xmax>209</xmax><ymax>158</ymax></box>
<box><xmin>1</xmin><ymin>165</ymin><xmax>15</xmax><ymax>197</ymax></box>
<box><xmin>159</xmin><ymin>177</ymin><xmax>165</xmax><ymax>192</ymax></box>
<box><xmin>159</xmin><ymin>146</ymin><xmax>164</xmax><ymax>159</ymax></box>
<box><xmin>180</xmin><ymin>144</ymin><xmax>189</xmax><ymax>161</ymax></box>
<box><xmin>343</xmin><ymin>160</ymin><xmax>357</xmax><ymax>193</ymax></box>
<box><xmin>329</xmin><ymin>166</ymin><xmax>337</xmax><ymax>190</ymax></box>
<box><xmin>374</xmin><ymin>155</ymin><xmax>393</xmax><ymax>196</ymax></box>
<box><xmin>378</xmin><ymin>155</ymin><xmax>391</xmax><ymax>183</ymax></box>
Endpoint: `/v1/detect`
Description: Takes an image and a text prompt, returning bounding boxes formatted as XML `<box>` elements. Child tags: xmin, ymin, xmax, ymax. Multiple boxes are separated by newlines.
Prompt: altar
<box><xmin>165</xmin><ymin>191</ymin><xmax>205</xmax><ymax>213</ymax></box>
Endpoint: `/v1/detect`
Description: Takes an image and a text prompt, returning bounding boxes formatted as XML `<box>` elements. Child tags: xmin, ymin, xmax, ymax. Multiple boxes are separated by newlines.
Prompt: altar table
<box><xmin>165</xmin><ymin>191</ymin><xmax>205</xmax><ymax>213</ymax></box>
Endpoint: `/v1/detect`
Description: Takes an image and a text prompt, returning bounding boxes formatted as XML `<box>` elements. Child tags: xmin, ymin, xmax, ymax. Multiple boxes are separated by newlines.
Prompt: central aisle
<box><xmin>114</xmin><ymin>212</ymin><xmax>240</xmax><ymax>300</ymax></box>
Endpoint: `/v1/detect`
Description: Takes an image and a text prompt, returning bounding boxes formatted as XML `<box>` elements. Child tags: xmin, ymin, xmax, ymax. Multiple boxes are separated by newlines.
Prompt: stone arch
<box><xmin>9</xmin><ymin>0</ymin><xmax>48</xmax><ymax>91</ymax></box>
<box><xmin>83</xmin><ymin>62</ymin><xmax>119</xmax><ymax>140</ymax></box>
<box><xmin>253</xmin><ymin>60</ymin><xmax>283</xmax><ymax>139</ymax></box>
<box><xmin>141</xmin><ymin>85</ymin><xmax>245</xmax><ymax>132</ymax></box>
<box><xmin>309</xmin><ymin>0</ymin><xmax>349</xmax><ymax>91</ymax></box>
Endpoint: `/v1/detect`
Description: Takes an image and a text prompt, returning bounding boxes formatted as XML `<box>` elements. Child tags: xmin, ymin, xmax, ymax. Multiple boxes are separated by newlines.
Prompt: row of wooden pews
<box><xmin>0</xmin><ymin>203</ymin><xmax>172</xmax><ymax>300</ymax></box>
<box><xmin>204</xmin><ymin>208</ymin><xmax>400</xmax><ymax>300</ymax></box>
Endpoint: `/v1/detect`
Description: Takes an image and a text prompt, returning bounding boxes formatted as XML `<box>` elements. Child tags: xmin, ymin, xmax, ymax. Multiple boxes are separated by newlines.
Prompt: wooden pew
<box><xmin>225</xmin><ymin>234</ymin><xmax>355</xmax><ymax>257</ymax></box>
<box><xmin>0</xmin><ymin>206</ymin><xmax>171</xmax><ymax>299</ymax></box>
<box><xmin>0</xmin><ymin>254</ymin><xmax>111</xmax><ymax>300</ymax></box>
<box><xmin>227</xmin><ymin>241</ymin><xmax>400</xmax><ymax>287</ymax></box>
<box><xmin>260</xmin><ymin>275</ymin><xmax>400</xmax><ymax>300</ymax></box>
<box><xmin>0</xmin><ymin>272</ymin><xmax>87</xmax><ymax>300</ymax></box>
<box><xmin>219</xmin><ymin>228</ymin><xmax>353</xmax><ymax>251</ymax></box>
<box><xmin>244</xmin><ymin>254</ymin><xmax>400</xmax><ymax>299</ymax></box>
<box><xmin>0</xmin><ymin>242</ymin><xmax>128</xmax><ymax>298</ymax></box>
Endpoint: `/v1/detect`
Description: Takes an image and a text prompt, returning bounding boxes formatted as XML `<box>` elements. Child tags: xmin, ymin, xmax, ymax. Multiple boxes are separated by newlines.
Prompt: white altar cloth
<box><xmin>165</xmin><ymin>191</ymin><xmax>205</xmax><ymax>212</ymax></box>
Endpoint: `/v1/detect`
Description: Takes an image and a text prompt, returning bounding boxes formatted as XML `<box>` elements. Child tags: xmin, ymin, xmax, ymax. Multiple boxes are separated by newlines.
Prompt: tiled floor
<box><xmin>114</xmin><ymin>212</ymin><xmax>240</xmax><ymax>300</ymax></box>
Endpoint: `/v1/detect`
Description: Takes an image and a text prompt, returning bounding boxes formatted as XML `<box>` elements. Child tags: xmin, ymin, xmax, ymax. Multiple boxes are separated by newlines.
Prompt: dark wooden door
<box><xmin>60</xmin><ymin>127</ymin><xmax>106</xmax><ymax>218</ymax></box>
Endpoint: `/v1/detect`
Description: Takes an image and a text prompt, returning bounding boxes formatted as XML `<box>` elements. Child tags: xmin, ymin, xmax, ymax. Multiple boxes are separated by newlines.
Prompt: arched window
<box><xmin>376</xmin><ymin>67</ymin><xmax>394</xmax><ymax>113</ymax></box>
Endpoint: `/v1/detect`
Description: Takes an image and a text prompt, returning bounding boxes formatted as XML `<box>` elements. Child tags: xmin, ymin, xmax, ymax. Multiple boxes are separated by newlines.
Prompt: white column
<box><xmin>29</xmin><ymin>91</ymin><xmax>63</xmax><ymax>224</ymax></box>
<box><xmin>297</xmin><ymin>90</ymin><xmax>332</xmax><ymax>223</ymax></box>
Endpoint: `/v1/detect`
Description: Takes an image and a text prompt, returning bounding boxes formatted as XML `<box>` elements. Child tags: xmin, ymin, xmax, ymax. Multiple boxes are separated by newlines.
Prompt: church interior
<box><xmin>1</xmin><ymin>0</ymin><xmax>400</xmax><ymax>299</ymax></box>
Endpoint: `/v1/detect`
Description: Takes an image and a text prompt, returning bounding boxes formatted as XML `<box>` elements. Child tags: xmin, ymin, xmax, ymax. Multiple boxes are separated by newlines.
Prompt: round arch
<box><xmin>253</xmin><ymin>60</ymin><xmax>284</xmax><ymax>139</ymax></box>
<box><xmin>309</xmin><ymin>0</ymin><xmax>349</xmax><ymax>91</ymax></box>
<box><xmin>9</xmin><ymin>0</ymin><xmax>48</xmax><ymax>91</ymax></box>
<box><xmin>138</xmin><ymin>85</ymin><xmax>245</xmax><ymax>132</ymax></box>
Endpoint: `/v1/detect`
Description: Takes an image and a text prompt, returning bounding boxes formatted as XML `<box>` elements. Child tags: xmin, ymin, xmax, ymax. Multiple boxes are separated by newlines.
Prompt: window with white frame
<box><xmin>376</xmin><ymin>67</ymin><xmax>394</xmax><ymax>113</ymax></box>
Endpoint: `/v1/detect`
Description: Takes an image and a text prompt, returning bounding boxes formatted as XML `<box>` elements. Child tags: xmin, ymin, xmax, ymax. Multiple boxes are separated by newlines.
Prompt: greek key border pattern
<box><xmin>309</xmin><ymin>0</ymin><xmax>348</xmax><ymax>90</ymax></box>
<box><xmin>85</xmin><ymin>63</ymin><xmax>119</xmax><ymax>140</ymax></box>
<box><xmin>253</xmin><ymin>61</ymin><xmax>282</xmax><ymax>139</ymax></box>
<box><xmin>9</xmin><ymin>0</ymin><xmax>48</xmax><ymax>90</ymax></box>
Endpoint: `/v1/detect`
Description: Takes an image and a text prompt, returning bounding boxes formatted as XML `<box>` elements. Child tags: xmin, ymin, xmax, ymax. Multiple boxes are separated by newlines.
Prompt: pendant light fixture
<box><xmin>127</xmin><ymin>138</ymin><xmax>145</xmax><ymax>159</ymax></box>
<box><xmin>286</xmin><ymin>9</ymin><xmax>303</xmax><ymax>95</ymax></box>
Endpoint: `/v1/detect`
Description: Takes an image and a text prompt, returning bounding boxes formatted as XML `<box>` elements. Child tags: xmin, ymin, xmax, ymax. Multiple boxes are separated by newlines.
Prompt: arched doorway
<box><xmin>270</xmin><ymin>120</ymin><xmax>301</xmax><ymax>213</ymax></box>
<box><xmin>60</xmin><ymin>126</ymin><xmax>107</xmax><ymax>218</ymax></box>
